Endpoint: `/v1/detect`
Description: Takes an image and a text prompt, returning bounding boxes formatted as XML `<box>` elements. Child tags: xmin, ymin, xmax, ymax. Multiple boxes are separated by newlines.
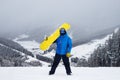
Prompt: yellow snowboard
<box><xmin>40</xmin><ymin>23</ymin><xmax>71</xmax><ymax>51</ymax></box>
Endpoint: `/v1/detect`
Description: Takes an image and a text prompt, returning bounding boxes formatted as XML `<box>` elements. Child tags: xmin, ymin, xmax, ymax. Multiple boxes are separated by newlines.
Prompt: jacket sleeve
<box><xmin>67</xmin><ymin>37</ymin><xmax>72</xmax><ymax>53</ymax></box>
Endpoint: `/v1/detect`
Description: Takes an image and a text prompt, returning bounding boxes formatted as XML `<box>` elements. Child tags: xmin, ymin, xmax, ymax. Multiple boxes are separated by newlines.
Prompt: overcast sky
<box><xmin>0</xmin><ymin>0</ymin><xmax>120</xmax><ymax>33</ymax></box>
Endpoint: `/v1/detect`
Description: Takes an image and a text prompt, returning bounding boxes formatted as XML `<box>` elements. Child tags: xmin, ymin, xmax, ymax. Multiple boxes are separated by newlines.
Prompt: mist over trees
<box><xmin>88</xmin><ymin>28</ymin><xmax>120</xmax><ymax>67</ymax></box>
<box><xmin>1</xmin><ymin>27</ymin><xmax>120</xmax><ymax>67</ymax></box>
<box><xmin>0</xmin><ymin>37</ymin><xmax>42</xmax><ymax>67</ymax></box>
<box><xmin>72</xmin><ymin>28</ymin><xmax>120</xmax><ymax>67</ymax></box>
<box><xmin>0</xmin><ymin>37</ymin><xmax>34</xmax><ymax>57</ymax></box>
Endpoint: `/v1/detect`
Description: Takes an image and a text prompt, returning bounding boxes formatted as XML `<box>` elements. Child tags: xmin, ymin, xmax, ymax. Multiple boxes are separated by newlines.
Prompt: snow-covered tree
<box><xmin>88</xmin><ymin>28</ymin><xmax>120</xmax><ymax>67</ymax></box>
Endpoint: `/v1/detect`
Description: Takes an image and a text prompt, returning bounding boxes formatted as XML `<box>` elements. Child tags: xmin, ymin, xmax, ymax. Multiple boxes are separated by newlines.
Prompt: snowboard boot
<box><xmin>67</xmin><ymin>73</ymin><xmax>72</xmax><ymax>75</ymax></box>
<box><xmin>49</xmin><ymin>71</ymin><xmax>54</xmax><ymax>75</ymax></box>
<box><xmin>67</xmin><ymin>72</ymin><xmax>72</xmax><ymax>75</ymax></box>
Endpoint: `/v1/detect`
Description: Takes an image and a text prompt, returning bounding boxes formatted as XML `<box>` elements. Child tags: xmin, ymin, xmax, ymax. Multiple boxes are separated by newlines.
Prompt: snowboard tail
<box><xmin>40</xmin><ymin>23</ymin><xmax>70</xmax><ymax>51</ymax></box>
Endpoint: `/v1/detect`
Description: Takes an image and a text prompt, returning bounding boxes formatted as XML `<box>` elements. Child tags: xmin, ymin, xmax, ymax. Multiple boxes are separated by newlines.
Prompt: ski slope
<box><xmin>0</xmin><ymin>67</ymin><xmax>120</xmax><ymax>80</ymax></box>
<box><xmin>14</xmin><ymin>34</ymin><xmax>111</xmax><ymax>58</ymax></box>
<box><xmin>13</xmin><ymin>33</ymin><xmax>112</xmax><ymax>62</ymax></box>
<box><xmin>13</xmin><ymin>34</ymin><xmax>50</xmax><ymax>66</ymax></box>
<box><xmin>71</xmin><ymin>27</ymin><xmax>120</xmax><ymax>59</ymax></box>
<box><xmin>71</xmin><ymin>34</ymin><xmax>111</xmax><ymax>59</ymax></box>
<box><xmin>0</xmin><ymin>42</ymin><xmax>42</xmax><ymax>65</ymax></box>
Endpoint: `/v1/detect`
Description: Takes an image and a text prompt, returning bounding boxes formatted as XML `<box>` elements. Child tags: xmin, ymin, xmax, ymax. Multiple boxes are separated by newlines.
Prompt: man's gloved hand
<box><xmin>45</xmin><ymin>37</ymin><xmax>48</xmax><ymax>41</ymax></box>
<box><xmin>66</xmin><ymin>53</ymin><xmax>71</xmax><ymax>58</ymax></box>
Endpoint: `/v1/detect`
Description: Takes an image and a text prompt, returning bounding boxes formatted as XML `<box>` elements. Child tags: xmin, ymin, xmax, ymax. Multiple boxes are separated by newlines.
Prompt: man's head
<box><xmin>60</xmin><ymin>28</ymin><xmax>66</xmax><ymax>35</ymax></box>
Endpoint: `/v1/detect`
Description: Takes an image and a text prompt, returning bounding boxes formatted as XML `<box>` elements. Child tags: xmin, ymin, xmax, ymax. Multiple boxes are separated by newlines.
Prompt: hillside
<box><xmin>0</xmin><ymin>37</ymin><xmax>42</xmax><ymax>67</ymax></box>
<box><xmin>13</xmin><ymin>30</ymin><xmax>113</xmax><ymax>67</ymax></box>
<box><xmin>71</xmin><ymin>28</ymin><xmax>120</xmax><ymax>67</ymax></box>
<box><xmin>12</xmin><ymin>27</ymin><xmax>120</xmax><ymax>67</ymax></box>
<box><xmin>88</xmin><ymin>28</ymin><xmax>120</xmax><ymax>67</ymax></box>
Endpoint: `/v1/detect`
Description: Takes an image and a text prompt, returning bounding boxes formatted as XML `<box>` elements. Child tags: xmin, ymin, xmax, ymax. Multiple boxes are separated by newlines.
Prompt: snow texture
<box><xmin>71</xmin><ymin>34</ymin><xmax>112</xmax><ymax>59</ymax></box>
<box><xmin>13</xmin><ymin>35</ymin><xmax>50</xmax><ymax>66</ymax></box>
<box><xmin>14</xmin><ymin>34</ymin><xmax>29</xmax><ymax>41</ymax></box>
<box><xmin>114</xmin><ymin>28</ymin><xmax>119</xmax><ymax>33</ymax></box>
<box><xmin>14</xmin><ymin>34</ymin><xmax>112</xmax><ymax>60</ymax></box>
<box><xmin>0</xmin><ymin>67</ymin><xmax>120</xmax><ymax>80</ymax></box>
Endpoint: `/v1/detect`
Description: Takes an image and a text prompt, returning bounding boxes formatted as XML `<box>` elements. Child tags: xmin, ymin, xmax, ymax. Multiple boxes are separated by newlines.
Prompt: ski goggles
<box><xmin>60</xmin><ymin>28</ymin><xmax>66</xmax><ymax>33</ymax></box>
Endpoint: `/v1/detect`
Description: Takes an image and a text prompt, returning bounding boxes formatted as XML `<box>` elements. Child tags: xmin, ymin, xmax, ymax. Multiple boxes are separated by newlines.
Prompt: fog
<box><xmin>0</xmin><ymin>0</ymin><xmax>120</xmax><ymax>34</ymax></box>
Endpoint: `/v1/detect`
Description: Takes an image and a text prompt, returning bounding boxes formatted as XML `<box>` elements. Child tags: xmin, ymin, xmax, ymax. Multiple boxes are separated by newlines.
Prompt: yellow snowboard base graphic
<box><xmin>40</xmin><ymin>23</ymin><xmax>71</xmax><ymax>51</ymax></box>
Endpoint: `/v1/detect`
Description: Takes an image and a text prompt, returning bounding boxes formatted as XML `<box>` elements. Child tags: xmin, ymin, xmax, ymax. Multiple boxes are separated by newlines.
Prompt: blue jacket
<box><xmin>55</xmin><ymin>34</ymin><xmax>72</xmax><ymax>55</ymax></box>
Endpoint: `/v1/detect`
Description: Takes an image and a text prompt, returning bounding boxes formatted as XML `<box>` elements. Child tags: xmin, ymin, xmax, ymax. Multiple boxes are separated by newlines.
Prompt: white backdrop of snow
<box><xmin>13</xmin><ymin>33</ymin><xmax>112</xmax><ymax>62</ymax></box>
<box><xmin>71</xmin><ymin>34</ymin><xmax>112</xmax><ymax>59</ymax></box>
<box><xmin>4</xmin><ymin>31</ymin><xmax>120</xmax><ymax>80</ymax></box>
<box><xmin>0</xmin><ymin>67</ymin><xmax>120</xmax><ymax>80</ymax></box>
<box><xmin>13</xmin><ymin>33</ymin><xmax>112</xmax><ymax>67</ymax></box>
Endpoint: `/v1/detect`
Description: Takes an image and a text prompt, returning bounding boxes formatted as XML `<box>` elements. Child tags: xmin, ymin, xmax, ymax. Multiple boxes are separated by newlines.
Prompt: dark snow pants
<box><xmin>49</xmin><ymin>54</ymin><xmax>71</xmax><ymax>74</ymax></box>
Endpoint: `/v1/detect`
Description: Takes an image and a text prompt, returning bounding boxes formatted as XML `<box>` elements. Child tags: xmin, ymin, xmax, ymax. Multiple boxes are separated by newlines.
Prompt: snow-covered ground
<box><xmin>13</xmin><ymin>34</ymin><xmax>50</xmax><ymax>66</ymax></box>
<box><xmin>14</xmin><ymin>34</ymin><xmax>111</xmax><ymax>59</ymax></box>
<box><xmin>12</xmin><ymin>33</ymin><xmax>114</xmax><ymax>67</ymax></box>
<box><xmin>71</xmin><ymin>28</ymin><xmax>119</xmax><ymax>59</ymax></box>
<box><xmin>0</xmin><ymin>67</ymin><xmax>120</xmax><ymax>80</ymax></box>
<box><xmin>71</xmin><ymin>34</ymin><xmax>111</xmax><ymax>59</ymax></box>
<box><xmin>13</xmin><ymin>34</ymin><xmax>43</xmax><ymax>57</ymax></box>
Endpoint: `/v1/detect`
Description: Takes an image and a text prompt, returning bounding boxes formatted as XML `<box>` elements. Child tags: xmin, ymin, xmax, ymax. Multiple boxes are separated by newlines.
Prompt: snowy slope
<box><xmin>13</xmin><ymin>34</ymin><xmax>51</xmax><ymax>66</ymax></box>
<box><xmin>14</xmin><ymin>33</ymin><xmax>112</xmax><ymax>60</ymax></box>
<box><xmin>14</xmin><ymin>34</ymin><xmax>43</xmax><ymax>54</ymax></box>
<box><xmin>0</xmin><ymin>67</ymin><xmax>120</xmax><ymax>80</ymax></box>
<box><xmin>14</xmin><ymin>34</ymin><xmax>29</xmax><ymax>41</ymax></box>
<box><xmin>13</xmin><ymin>27</ymin><xmax>119</xmax><ymax>66</ymax></box>
<box><xmin>41</xmin><ymin>34</ymin><xmax>112</xmax><ymax>59</ymax></box>
<box><xmin>71</xmin><ymin>28</ymin><xmax>119</xmax><ymax>59</ymax></box>
<box><xmin>0</xmin><ymin>40</ymin><xmax>41</xmax><ymax>65</ymax></box>
<box><xmin>14</xmin><ymin>27</ymin><xmax>120</xmax><ymax>62</ymax></box>
<box><xmin>13</xmin><ymin>34</ymin><xmax>54</xmax><ymax>58</ymax></box>
<box><xmin>71</xmin><ymin>34</ymin><xmax>111</xmax><ymax>59</ymax></box>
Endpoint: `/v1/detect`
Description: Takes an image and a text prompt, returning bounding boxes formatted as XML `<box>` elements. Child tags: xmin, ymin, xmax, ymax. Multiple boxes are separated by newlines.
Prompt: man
<box><xmin>49</xmin><ymin>28</ymin><xmax>72</xmax><ymax>75</ymax></box>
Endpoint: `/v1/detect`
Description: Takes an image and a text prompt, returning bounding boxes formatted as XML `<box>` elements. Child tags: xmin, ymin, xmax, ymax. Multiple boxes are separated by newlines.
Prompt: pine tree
<box><xmin>88</xmin><ymin>28</ymin><xmax>120</xmax><ymax>67</ymax></box>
